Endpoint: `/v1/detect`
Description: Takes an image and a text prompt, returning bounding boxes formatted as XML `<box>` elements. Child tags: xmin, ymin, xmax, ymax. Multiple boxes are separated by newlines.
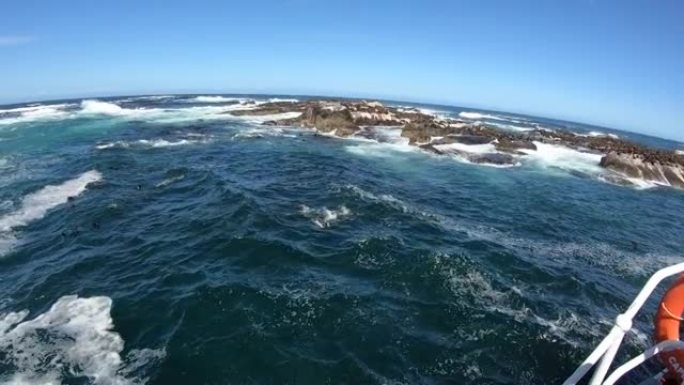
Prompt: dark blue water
<box><xmin>0</xmin><ymin>95</ymin><xmax>682</xmax><ymax>385</ymax></box>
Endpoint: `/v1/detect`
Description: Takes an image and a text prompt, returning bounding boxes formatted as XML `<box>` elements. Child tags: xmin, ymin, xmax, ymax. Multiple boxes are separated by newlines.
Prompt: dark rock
<box><xmin>432</xmin><ymin>135</ymin><xmax>494</xmax><ymax>145</ymax></box>
<box><xmin>210</xmin><ymin>98</ymin><xmax>684</xmax><ymax>189</ymax></box>
<box><xmin>299</xmin><ymin>106</ymin><xmax>359</xmax><ymax>136</ymax></box>
<box><xmin>467</xmin><ymin>153</ymin><xmax>516</xmax><ymax>166</ymax></box>
<box><xmin>401</xmin><ymin>120</ymin><xmax>454</xmax><ymax>144</ymax></box>
<box><xmin>600</xmin><ymin>151</ymin><xmax>684</xmax><ymax>186</ymax></box>
<box><xmin>496</xmin><ymin>139</ymin><xmax>537</xmax><ymax>153</ymax></box>
<box><xmin>419</xmin><ymin>144</ymin><xmax>444</xmax><ymax>155</ymax></box>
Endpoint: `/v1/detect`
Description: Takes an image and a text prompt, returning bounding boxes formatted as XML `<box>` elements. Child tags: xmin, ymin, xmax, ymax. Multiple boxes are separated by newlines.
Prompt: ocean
<box><xmin>0</xmin><ymin>94</ymin><xmax>682</xmax><ymax>385</ymax></box>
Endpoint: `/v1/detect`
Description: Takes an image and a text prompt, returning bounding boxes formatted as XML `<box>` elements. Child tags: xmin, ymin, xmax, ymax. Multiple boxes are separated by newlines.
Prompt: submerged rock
<box><xmin>467</xmin><ymin>153</ymin><xmax>516</xmax><ymax>166</ymax></box>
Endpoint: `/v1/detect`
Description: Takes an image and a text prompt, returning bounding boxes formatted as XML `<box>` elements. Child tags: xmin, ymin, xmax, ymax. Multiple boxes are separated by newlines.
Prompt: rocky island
<box><xmin>228</xmin><ymin>99</ymin><xmax>684</xmax><ymax>188</ymax></box>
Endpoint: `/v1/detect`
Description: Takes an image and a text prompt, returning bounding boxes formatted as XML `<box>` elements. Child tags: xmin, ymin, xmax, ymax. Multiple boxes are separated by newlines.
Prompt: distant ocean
<box><xmin>0</xmin><ymin>94</ymin><xmax>682</xmax><ymax>384</ymax></box>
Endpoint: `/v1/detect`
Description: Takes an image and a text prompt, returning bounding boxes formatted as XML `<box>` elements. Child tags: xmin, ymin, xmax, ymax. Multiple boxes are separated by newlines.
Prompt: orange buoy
<box><xmin>655</xmin><ymin>274</ymin><xmax>684</xmax><ymax>383</ymax></box>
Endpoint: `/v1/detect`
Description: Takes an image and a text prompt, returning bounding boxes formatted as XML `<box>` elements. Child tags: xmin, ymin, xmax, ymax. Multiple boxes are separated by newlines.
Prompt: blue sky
<box><xmin>1</xmin><ymin>0</ymin><xmax>682</xmax><ymax>140</ymax></box>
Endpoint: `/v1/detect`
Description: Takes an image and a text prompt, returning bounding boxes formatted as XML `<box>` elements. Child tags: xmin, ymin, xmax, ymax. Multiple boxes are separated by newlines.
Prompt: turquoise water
<box><xmin>0</xmin><ymin>95</ymin><xmax>683</xmax><ymax>385</ymax></box>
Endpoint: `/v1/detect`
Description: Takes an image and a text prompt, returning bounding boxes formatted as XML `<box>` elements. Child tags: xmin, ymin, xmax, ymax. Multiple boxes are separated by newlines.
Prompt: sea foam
<box><xmin>96</xmin><ymin>137</ymin><xmax>210</xmax><ymax>150</ymax></box>
<box><xmin>345</xmin><ymin>141</ymin><xmax>418</xmax><ymax>158</ymax></box>
<box><xmin>458</xmin><ymin>111</ymin><xmax>507</xmax><ymax>121</ymax></box>
<box><xmin>573</xmin><ymin>131</ymin><xmax>620</xmax><ymax>139</ymax></box>
<box><xmin>80</xmin><ymin>100</ymin><xmax>125</xmax><ymax>115</ymax></box>
<box><xmin>0</xmin><ymin>295</ymin><xmax>164</xmax><ymax>385</ymax></box>
<box><xmin>433</xmin><ymin>141</ymin><xmax>498</xmax><ymax>155</ymax></box>
<box><xmin>189</xmin><ymin>96</ymin><xmax>246</xmax><ymax>103</ymax></box>
<box><xmin>300</xmin><ymin>204</ymin><xmax>351</xmax><ymax>228</ymax></box>
<box><xmin>343</xmin><ymin>184</ymin><xmax>410</xmax><ymax>213</ymax></box>
<box><xmin>520</xmin><ymin>142</ymin><xmax>603</xmax><ymax>175</ymax></box>
<box><xmin>0</xmin><ymin>170</ymin><xmax>102</xmax><ymax>256</ymax></box>
<box><xmin>0</xmin><ymin>104</ymin><xmax>71</xmax><ymax>125</ymax></box>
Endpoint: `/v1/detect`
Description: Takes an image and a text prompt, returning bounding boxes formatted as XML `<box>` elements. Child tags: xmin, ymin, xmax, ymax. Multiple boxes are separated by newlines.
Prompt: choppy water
<box><xmin>0</xmin><ymin>95</ymin><xmax>683</xmax><ymax>385</ymax></box>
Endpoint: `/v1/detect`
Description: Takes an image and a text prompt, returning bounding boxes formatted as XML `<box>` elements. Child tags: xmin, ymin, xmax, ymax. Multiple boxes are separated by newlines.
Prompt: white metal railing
<box><xmin>563</xmin><ymin>262</ymin><xmax>684</xmax><ymax>385</ymax></box>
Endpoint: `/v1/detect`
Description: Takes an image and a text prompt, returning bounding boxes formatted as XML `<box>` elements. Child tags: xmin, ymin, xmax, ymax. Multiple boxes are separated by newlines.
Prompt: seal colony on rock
<box><xmin>228</xmin><ymin>99</ymin><xmax>684</xmax><ymax>188</ymax></box>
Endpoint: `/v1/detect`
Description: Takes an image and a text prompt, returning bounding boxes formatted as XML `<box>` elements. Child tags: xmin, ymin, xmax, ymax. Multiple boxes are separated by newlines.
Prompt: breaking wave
<box><xmin>0</xmin><ymin>295</ymin><xmax>165</xmax><ymax>385</ymax></box>
<box><xmin>458</xmin><ymin>111</ymin><xmax>508</xmax><ymax>121</ymax></box>
<box><xmin>0</xmin><ymin>170</ymin><xmax>102</xmax><ymax>256</ymax></box>
<box><xmin>433</xmin><ymin>141</ymin><xmax>497</xmax><ymax>155</ymax></box>
<box><xmin>520</xmin><ymin>142</ymin><xmax>603</xmax><ymax>175</ymax></box>
<box><xmin>0</xmin><ymin>99</ymin><xmax>269</xmax><ymax>126</ymax></box>
<box><xmin>575</xmin><ymin>131</ymin><xmax>620</xmax><ymax>139</ymax></box>
<box><xmin>0</xmin><ymin>104</ymin><xmax>71</xmax><ymax>125</ymax></box>
<box><xmin>516</xmin><ymin>142</ymin><xmax>662</xmax><ymax>188</ymax></box>
<box><xmin>81</xmin><ymin>100</ymin><xmax>126</xmax><ymax>115</ymax></box>
<box><xmin>188</xmin><ymin>96</ymin><xmax>247</xmax><ymax>103</ymax></box>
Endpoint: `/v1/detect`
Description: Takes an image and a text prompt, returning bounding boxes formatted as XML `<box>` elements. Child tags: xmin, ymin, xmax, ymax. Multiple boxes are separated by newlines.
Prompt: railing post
<box><xmin>563</xmin><ymin>262</ymin><xmax>684</xmax><ymax>385</ymax></box>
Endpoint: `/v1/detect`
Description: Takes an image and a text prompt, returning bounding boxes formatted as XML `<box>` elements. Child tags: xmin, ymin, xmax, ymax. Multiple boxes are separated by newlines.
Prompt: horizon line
<box><xmin>1</xmin><ymin>90</ymin><xmax>681</xmax><ymax>144</ymax></box>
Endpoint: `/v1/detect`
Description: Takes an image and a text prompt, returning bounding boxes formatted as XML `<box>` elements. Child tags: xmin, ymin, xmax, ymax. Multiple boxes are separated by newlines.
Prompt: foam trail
<box><xmin>96</xmin><ymin>138</ymin><xmax>209</xmax><ymax>150</ymax></box>
<box><xmin>0</xmin><ymin>170</ymin><xmax>102</xmax><ymax>255</ymax></box>
<box><xmin>139</xmin><ymin>139</ymin><xmax>197</xmax><ymax>148</ymax></box>
<box><xmin>343</xmin><ymin>185</ymin><xmax>410</xmax><ymax>213</ymax></box>
<box><xmin>96</xmin><ymin>141</ymin><xmax>127</xmax><ymax>150</ymax></box>
<box><xmin>0</xmin><ymin>295</ymin><xmax>165</xmax><ymax>385</ymax></box>
<box><xmin>155</xmin><ymin>174</ymin><xmax>186</xmax><ymax>188</ymax></box>
<box><xmin>0</xmin><ymin>170</ymin><xmax>102</xmax><ymax>232</ymax></box>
